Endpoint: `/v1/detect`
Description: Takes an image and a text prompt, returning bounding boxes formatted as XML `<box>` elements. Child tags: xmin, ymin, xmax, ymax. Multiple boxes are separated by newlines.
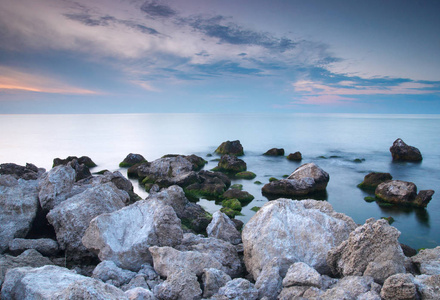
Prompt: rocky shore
<box><xmin>0</xmin><ymin>139</ymin><xmax>438</xmax><ymax>299</ymax></box>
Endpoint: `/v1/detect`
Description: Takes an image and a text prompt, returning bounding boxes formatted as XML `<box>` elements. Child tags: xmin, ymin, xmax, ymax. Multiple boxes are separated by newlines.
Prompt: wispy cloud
<box><xmin>0</xmin><ymin>66</ymin><xmax>98</xmax><ymax>95</ymax></box>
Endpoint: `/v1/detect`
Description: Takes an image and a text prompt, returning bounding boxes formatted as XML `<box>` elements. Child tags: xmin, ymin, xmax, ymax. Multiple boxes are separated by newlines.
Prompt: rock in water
<box><xmin>263</xmin><ymin>148</ymin><xmax>285</xmax><ymax>156</ymax></box>
<box><xmin>358</xmin><ymin>172</ymin><xmax>392</xmax><ymax>190</ymax></box>
<box><xmin>82</xmin><ymin>197</ymin><xmax>183</xmax><ymax>271</ymax></box>
<box><xmin>215</xmin><ymin>140</ymin><xmax>244</xmax><ymax>156</ymax></box>
<box><xmin>262</xmin><ymin>163</ymin><xmax>329</xmax><ymax>198</ymax></box>
<box><xmin>214</xmin><ymin>154</ymin><xmax>247</xmax><ymax>173</ymax></box>
<box><xmin>286</xmin><ymin>152</ymin><xmax>302</xmax><ymax>161</ymax></box>
<box><xmin>375</xmin><ymin>180</ymin><xmax>434</xmax><ymax>207</ymax></box>
<box><xmin>119</xmin><ymin>153</ymin><xmax>146</xmax><ymax>168</ymax></box>
<box><xmin>389</xmin><ymin>138</ymin><xmax>422</xmax><ymax>161</ymax></box>
<box><xmin>242</xmin><ymin>199</ymin><xmax>357</xmax><ymax>279</ymax></box>
<box><xmin>1</xmin><ymin>265</ymin><xmax>127</xmax><ymax>299</ymax></box>
<box><xmin>0</xmin><ymin>176</ymin><xmax>40</xmax><ymax>253</ymax></box>
<box><xmin>327</xmin><ymin>218</ymin><xmax>407</xmax><ymax>284</ymax></box>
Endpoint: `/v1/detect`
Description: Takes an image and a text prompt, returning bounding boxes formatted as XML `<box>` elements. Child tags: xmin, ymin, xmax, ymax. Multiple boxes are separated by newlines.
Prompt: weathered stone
<box><xmin>176</xmin><ymin>233</ymin><xmax>243</xmax><ymax>278</ymax></box>
<box><xmin>83</xmin><ymin>197</ymin><xmax>182</xmax><ymax>271</ymax></box>
<box><xmin>38</xmin><ymin>164</ymin><xmax>76</xmax><ymax>210</ymax></box>
<box><xmin>221</xmin><ymin>189</ymin><xmax>254</xmax><ymax>203</ymax></box>
<box><xmin>47</xmin><ymin>182</ymin><xmax>128</xmax><ymax>261</ymax></box>
<box><xmin>1</xmin><ymin>265</ymin><xmax>127</xmax><ymax>299</ymax></box>
<box><xmin>53</xmin><ymin>155</ymin><xmax>97</xmax><ymax>168</ymax></box>
<box><xmin>0</xmin><ymin>249</ymin><xmax>54</xmax><ymax>286</ymax></box>
<box><xmin>202</xmin><ymin>268</ymin><xmax>232</xmax><ymax>298</ymax></box>
<box><xmin>214</xmin><ymin>154</ymin><xmax>247</xmax><ymax>173</ymax></box>
<box><xmin>282</xmin><ymin>262</ymin><xmax>322</xmax><ymax>288</ymax></box>
<box><xmin>0</xmin><ymin>177</ymin><xmax>39</xmax><ymax>253</ymax></box>
<box><xmin>215</xmin><ymin>140</ymin><xmax>244</xmax><ymax>156</ymax></box>
<box><xmin>254</xmin><ymin>258</ymin><xmax>283</xmax><ymax>300</ymax></box>
<box><xmin>414</xmin><ymin>274</ymin><xmax>440</xmax><ymax>300</ymax></box>
<box><xmin>286</xmin><ymin>152</ymin><xmax>302</xmax><ymax>161</ymax></box>
<box><xmin>9</xmin><ymin>238</ymin><xmax>59</xmax><ymax>256</ymax></box>
<box><xmin>375</xmin><ymin>180</ymin><xmax>434</xmax><ymax>208</ymax></box>
<box><xmin>322</xmin><ymin>276</ymin><xmax>377</xmax><ymax>300</ymax></box>
<box><xmin>277</xmin><ymin>286</ymin><xmax>309</xmax><ymax>300</ymax></box>
<box><xmin>243</xmin><ymin>199</ymin><xmax>356</xmax><ymax>279</ymax></box>
<box><xmin>211</xmin><ymin>278</ymin><xmax>258</xmax><ymax>300</ymax></box>
<box><xmin>149</xmin><ymin>246</ymin><xmax>222</xmax><ymax>277</ymax></box>
<box><xmin>327</xmin><ymin>218</ymin><xmax>407</xmax><ymax>284</ymax></box>
<box><xmin>125</xmin><ymin>287</ymin><xmax>156</xmax><ymax>300</ymax></box>
<box><xmin>380</xmin><ymin>273</ymin><xmax>417</xmax><ymax>300</ymax></box>
<box><xmin>0</xmin><ymin>163</ymin><xmax>42</xmax><ymax>180</ymax></box>
<box><xmin>92</xmin><ymin>260</ymin><xmax>137</xmax><ymax>287</ymax></box>
<box><xmin>185</xmin><ymin>170</ymin><xmax>231</xmax><ymax>198</ymax></box>
<box><xmin>137</xmin><ymin>155</ymin><xmax>194</xmax><ymax>182</ymax></box>
<box><xmin>207</xmin><ymin>211</ymin><xmax>242</xmax><ymax>245</ymax></box>
<box><xmin>390</xmin><ymin>138</ymin><xmax>422</xmax><ymax>161</ymax></box>
<box><xmin>120</xmin><ymin>153</ymin><xmax>147</xmax><ymax>167</ymax></box>
<box><xmin>67</xmin><ymin>159</ymin><xmax>92</xmax><ymax>181</ymax></box>
<box><xmin>263</xmin><ymin>148</ymin><xmax>285</xmax><ymax>156</ymax></box>
<box><xmin>235</xmin><ymin>171</ymin><xmax>256</xmax><ymax>179</ymax></box>
<box><xmin>358</xmin><ymin>172</ymin><xmax>392</xmax><ymax>190</ymax></box>
<box><xmin>154</xmin><ymin>269</ymin><xmax>202</xmax><ymax>300</ymax></box>
<box><xmin>411</xmin><ymin>246</ymin><xmax>440</xmax><ymax>275</ymax></box>
<box><xmin>262</xmin><ymin>163</ymin><xmax>329</xmax><ymax>197</ymax></box>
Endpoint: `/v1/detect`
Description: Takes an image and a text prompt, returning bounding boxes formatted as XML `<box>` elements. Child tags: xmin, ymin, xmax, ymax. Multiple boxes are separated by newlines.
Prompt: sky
<box><xmin>0</xmin><ymin>0</ymin><xmax>440</xmax><ymax>114</ymax></box>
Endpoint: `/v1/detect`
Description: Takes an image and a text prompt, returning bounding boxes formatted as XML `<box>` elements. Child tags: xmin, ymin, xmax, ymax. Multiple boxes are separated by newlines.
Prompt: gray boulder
<box><xmin>242</xmin><ymin>199</ymin><xmax>356</xmax><ymax>279</ymax></box>
<box><xmin>92</xmin><ymin>260</ymin><xmax>137</xmax><ymax>287</ymax></box>
<box><xmin>211</xmin><ymin>278</ymin><xmax>258</xmax><ymax>300</ymax></box>
<box><xmin>47</xmin><ymin>182</ymin><xmax>128</xmax><ymax>261</ymax></box>
<box><xmin>176</xmin><ymin>233</ymin><xmax>243</xmax><ymax>278</ymax></box>
<box><xmin>390</xmin><ymin>138</ymin><xmax>423</xmax><ymax>161</ymax></box>
<box><xmin>411</xmin><ymin>246</ymin><xmax>440</xmax><ymax>275</ymax></box>
<box><xmin>375</xmin><ymin>180</ymin><xmax>434</xmax><ymax>207</ymax></box>
<box><xmin>1</xmin><ymin>265</ymin><xmax>127</xmax><ymax>299</ymax></box>
<box><xmin>38</xmin><ymin>164</ymin><xmax>76</xmax><ymax>210</ymax></box>
<box><xmin>321</xmin><ymin>276</ymin><xmax>381</xmax><ymax>300</ymax></box>
<box><xmin>202</xmin><ymin>268</ymin><xmax>232</xmax><ymax>298</ymax></box>
<box><xmin>262</xmin><ymin>163</ymin><xmax>329</xmax><ymax>197</ymax></box>
<box><xmin>137</xmin><ymin>155</ymin><xmax>197</xmax><ymax>183</ymax></box>
<box><xmin>0</xmin><ymin>163</ymin><xmax>43</xmax><ymax>180</ymax></box>
<box><xmin>125</xmin><ymin>287</ymin><xmax>156</xmax><ymax>300</ymax></box>
<box><xmin>254</xmin><ymin>258</ymin><xmax>283</xmax><ymax>300</ymax></box>
<box><xmin>207</xmin><ymin>211</ymin><xmax>242</xmax><ymax>245</ymax></box>
<box><xmin>282</xmin><ymin>262</ymin><xmax>322</xmax><ymax>288</ymax></box>
<box><xmin>8</xmin><ymin>238</ymin><xmax>59</xmax><ymax>256</ymax></box>
<box><xmin>414</xmin><ymin>274</ymin><xmax>440</xmax><ymax>300</ymax></box>
<box><xmin>83</xmin><ymin>197</ymin><xmax>182</xmax><ymax>271</ymax></box>
<box><xmin>327</xmin><ymin>218</ymin><xmax>407</xmax><ymax>284</ymax></box>
<box><xmin>154</xmin><ymin>269</ymin><xmax>202</xmax><ymax>300</ymax></box>
<box><xmin>0</xmin><ymin>177</ymin><xmax>40</xmax><ymax>253</ymax></box>
<box><xmin>121</xmin><ymin>264</ymin><xmax>162</xmax><ymax>292</ymax></box>
<box><xmin>0</xmin><ymin>249</ymin><xmax>54</xmax><ymax>286</ymax></box>
<box><xmin>380</xmin><ymin>273</ymin><xmax>417</xmax><ymax>300</ymax></box>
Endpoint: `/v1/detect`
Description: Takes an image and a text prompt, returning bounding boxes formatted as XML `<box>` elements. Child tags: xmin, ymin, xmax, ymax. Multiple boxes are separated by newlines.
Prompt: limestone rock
<box><xmin>0</xmin><ymin>177</ymin><xmax>39</xmax><ymax>253</ymax></box>
<box><xmin>214</xmin><ymin>154</ymin><xmax>247</xmax><ymax>173</ymax></box>
<box><xmin>263</xmin><ymin>148</ymin><xmax>284</xmax><ymax>156</ymax></box>
<box><xmin>207</xmin><ymin>211</ymin><xmax>242</xmax><ymax>245</ymax></box>
<box><xmin>125</xmin><ymin>287</ymin><xmax>156</xmax><ymax>300</ymax></box>
<box><xmin>380</xmin><ymin>273</ymin><xmax>417</xmax><ymax>300</ymax></box>
<box><xmin>120</xmin><ymin>153</ymin><xmax>147</xmax><ymax>167</ymax></box>
<box><xmin>215</xmin><ymin>140</ymin><xmax>244</xmax><ymax>156</ymax></box>
<box><xmin>375</xmin><ymin>180</ymin><xmax>434</xmax><ymax>208</ymax></box>
<box><xmin>154</xmin><ymin>269</ymin><xmax>202</xmax><ymax>300</ymax></box>
<box><xmin>211</xmin><ymin>278</ymin><xmax>258</xmax><ymax>300</ymax></box>
<box><xmin>0</xmin><ymin>249</ymin><xmax>54</xmax><ymax>286</ymax></box>
<box><xmin>262</xmin><ymin>163</ymin><xmax>329</xmax><ymax>197</ymax></box>
<box><xmin>47</xmin><ymin>182</ymin><xmax>128</xmax><ymax>261</ymax></box>
<box><xmin>414</xmin><ymin>274</ymin><xmax>440</xmax><ymax>300</ymax></box>
<box><xmin>358</xmin><ymin>172</ymin><xmax>392</xmax><ymax>190</ymax></box>
<box><xmin>390</xmin><ymin>138</ymin><xmax>422</xmax><ymax>161</ymax></box>
<box><xmin>149</xmin><ymin>246</ymin><xmax>222</xmax><ymax>277</ymax></box>
<box><xmin>9</xmin><ymin>238</ymin><xmax>59</xmax><ymax>256</ymax></box>
<box><xmin>1</xmin><ymin>265</ymin><xmax>127</xmax><ymax>300</ymax></box>
<box><xmin>282</xmin><ymin>262</ymin><xmax>322</xmax><ymax>288</ymax></box>
<box><xmin>327</xmin><ymin>218</ymin><xmax>407</xmax><ymax>284</ymax></box>
<box><xmin>202</xmin><ymin>268</ymin><xmax>232</xmax><ymax>298</ymax></box>
<box><xmin>242</xmin><ymin>199</ymin><xmax>356</xmax><ymax>279</ymax></box>
<box><xmin>411</xmin><ymin>246</ymin><xmax>440</xmax><ymax>275</ymax></box>
<box><xmin>254</xmin><ymin>258</ymin><xmax>283</xmax><ymax>300</ymax></box>
<box><xmin>38</xmin><ymin>164</ymin><xmax>76</xmax><ymax>210</ymax></box>
<box><xmin>83</xmin><ymin>197</ymin><xmax>182</xmax><ymax>271</ymax></box>
<box><xmin>92</xmin><ymin>260</ymin><xmax>137</xmax><ymax>287</ymax></box>
<box><xmin>321</xmin><ymin>276</ymin><xmax>379</xmax><ymax>300</ymax></box>
<box><xmin>287</xmin><ymin>151</ymin><xmax>302</xmax><ymax>161</ymax></box>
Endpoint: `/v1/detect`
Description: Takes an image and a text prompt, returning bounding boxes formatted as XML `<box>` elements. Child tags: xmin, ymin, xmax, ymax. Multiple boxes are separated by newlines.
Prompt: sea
<box><xmin>1</xmin><ymin>113</ymin><xmax>439</xmax><ymax>250</ymax></box>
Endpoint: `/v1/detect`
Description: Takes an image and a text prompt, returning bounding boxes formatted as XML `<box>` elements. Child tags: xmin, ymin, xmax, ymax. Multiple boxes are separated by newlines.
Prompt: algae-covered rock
<box><xmin>235</xmin><ymin>171</ymin><xmax>256</xmax><ymax>179</ymax></box>
<box><xmin>222</xmin><ymin>189</ymin><xmax>254</xmax><ymax>203</ymax></box>
<box><xmin>215</xmin><ymin>140</ymin><xmax>244</xmax><ymax>156</ymax></box>
<box><xmin>119</xmin><ymin>153</ymin><xmax>146</xmax><ymax>168</ymax></box>
<box><xmin>263</xmin><ymin>148</ymin><xmax>285</xmax><ymax>156</ymax></box>
<box><xmin>213</xmin><ymin>155</ymin><xmax>247</xmax><ymax>173</ymax></box>
<box><xmin>185</xmin><ymin>170</ymin><xmax>231</xmax><ymax>199</ymax></box>
<box><xmin>358</xmin><ymin>172</ymin><xmax>392</xmax><ymax>190</ymax></box>
<box><xmin>222</xmin><ymin>198</ymin><xmax>242</xmax><ymax>211</ymax></box>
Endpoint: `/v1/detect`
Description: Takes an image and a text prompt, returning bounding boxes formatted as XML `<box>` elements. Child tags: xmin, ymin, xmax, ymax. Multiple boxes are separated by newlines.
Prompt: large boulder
<box><xmin>254</xmin><ymin>258</ymin><xmax>283</xmax><ymax>300</ymax></box>
<box><xmin>375</xmin><ymin>180</ymin><xmax>434</xmax><ymax>207</ymax></box>
<box><xmin>82</xmin><ymin>197</ymin><xmax>183</xmax><ymax>271</ymax></box>
<box><xmin>185</xmin><ymin>170</ymin><xmax>231</xmax><ymax>198</ymax></box>
<box><xmin>0</xmin><ymin>249</ymin><xmax>54</xmax><ymax>286</ymax></box>
<box><xmin>0</xmin><ymin>176</ymin><xmax>40</xmax><ymax>253</ymax></box>
<box><xmin>154</xmin><ymin>269</ymin><xmax>202</xmax><ymax>300</ymax></box>
<box><xmin>215</xmin><ymin>140</ymin><xmax>244</xmax><ymax>156</ymax></box>
<box><xmin>207</xmin><ymin>211</ymin><xmax>242</xmax><ymax>245</ymax></box>
<box><xmin>327</xmin><ymin>218</ymin><xmax>407</xmax><ymax>284</ymax></box>
<box><xmin>411</xmin><ymin>246</ymin><xmax>440</xmax><ymax>275</ymax></box>
<box><xmin>0</xmin><ymin>163</ymin><xmax>44</xmax><ymax>180</ymax></box>
<box><xmin>262</xmin><ymin>163</ymin><xmax>329</xmax><ymax>198</ymax></box>
<box><xmin>47</xmin><ymin>182</ymin><xmax>129</xmax><ymax>261</ymax></box>
<box><xmin>358</xmin><ymin>172</ymin><xmax>393</xmax><ymax>190</ymax></box>
<box><xmin>263</xmin><ymin>148</ymin><xmax>285</xmax><ymax>156</ymax></box>
<box><xmin>380</xmin><ymin>273</ymin><xmax>417</xmax><ymax>300</ymax></box>
<box><xmin>1</xmin><ymin>265</ymin><xmax>127</xmax><ymax>299</ymax></box>
<box><xmin>390</xmin><ymin>138</ymin><xmax>422</xmax><ymax>161</ymax></box>
<box><xmin>119</xmin><ymin>153</ymin><xmax>147</xmax><ymax>167</ymax></box>
<box><xmin>213</xmin><ymin>154</ymin><xmax>247</xmax><ymax>173</ymax></box>
<box><xmin>38</xmin><ymin>164</ymin><xmax>76</xmax><ymax>211</ymax></box>
<box><xmin>221</xmin><ymin>188</ymin><xmax>254</xmax><ymax>203</ymax></box>
<box><xmin>242</xmin><ymin>199</ymin><xmax>357</xmax><ymax>279</ymax></box>
<box><xmin>53</xmin><ymin>155</ymin><xmax>97</xmax><ymax>168</ymax></box>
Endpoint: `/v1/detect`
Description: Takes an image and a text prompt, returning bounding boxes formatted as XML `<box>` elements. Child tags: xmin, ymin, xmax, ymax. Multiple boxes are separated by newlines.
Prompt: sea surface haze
<box><xmin>1</xmin><ymin>113</ymin><xmax>439</xmax><ymax>249</ymax></box>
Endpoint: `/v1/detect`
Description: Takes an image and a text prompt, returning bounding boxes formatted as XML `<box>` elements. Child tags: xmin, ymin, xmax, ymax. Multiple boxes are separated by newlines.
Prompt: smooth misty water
<box><xmin>1</xmin><ymin>113</ymin><xmax>439</xmax><ymax>250</ymax></box>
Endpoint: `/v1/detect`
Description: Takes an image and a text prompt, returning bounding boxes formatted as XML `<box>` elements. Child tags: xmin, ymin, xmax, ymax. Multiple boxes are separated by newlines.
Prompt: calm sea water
<box><xmin>1</xmin><ymin>113</ymin><xmax>439</xmax><ymax>249</ymax></box>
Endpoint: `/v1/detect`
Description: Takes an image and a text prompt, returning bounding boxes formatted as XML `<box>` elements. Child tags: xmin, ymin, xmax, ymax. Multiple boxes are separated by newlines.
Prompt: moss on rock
<box><xmin>235</xmin><ymin>171</ymin><xmax>256</xmax><ymax>180</ymax></box>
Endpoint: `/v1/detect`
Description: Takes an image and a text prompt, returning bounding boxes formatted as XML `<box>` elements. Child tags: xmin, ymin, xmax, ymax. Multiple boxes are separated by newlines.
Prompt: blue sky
<box><xmin>1</xmin><ymin>0</ymin><xmax>440</xmax><ymax>113</ymax></box>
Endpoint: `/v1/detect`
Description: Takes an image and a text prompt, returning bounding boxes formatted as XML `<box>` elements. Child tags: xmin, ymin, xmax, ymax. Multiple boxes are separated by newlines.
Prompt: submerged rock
<box><xmin>358</xmin><ymin>172</ymin><xmax>393</xmax><ymax>190</ymax></box>
<box><xmin>263</xmin><ymin>148</ymin><xmax>285</xmax><ymax>156</ymax></box>
<box><xmin>286</xmin><ymin>151</ymin><xmax>302</xmax><ymax>161</ymax></box>
<box><xmin>119</xmin><ymin>153</ymin><xmax>146</xmax><ymax>168</ymax></box>
<box><xmin>375</xmin><ymin>180</ymin><xmax>435</xmax><ymax>207</ymax></box>
<box><xmin>213</xmin><ymin>154</ymin><xmax>247</xmax><ymax>173</ymax></box>
<box><xmin>215</xmin><ymin>140</ymin><xmax>244</xmax><ymax>156</ymax></box>
<box><xmin>242</xmin><ymin>199</ymin><xmax>357</xmax><ymax>279</ymax></box>
<box><xmin>390</xmin><ymin>138</ymin><xmax>422</xmax><ymax>161</ymax></box>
